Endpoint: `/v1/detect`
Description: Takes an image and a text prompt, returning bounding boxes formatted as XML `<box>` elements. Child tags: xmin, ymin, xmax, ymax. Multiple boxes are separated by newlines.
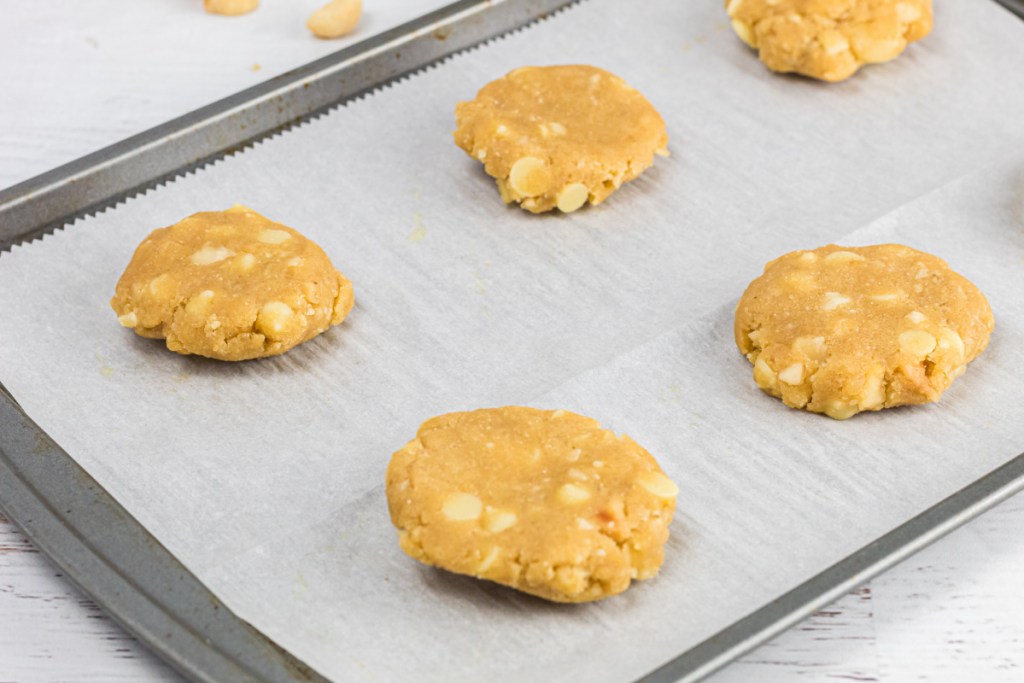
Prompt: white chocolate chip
<box><xmin>477</xmin><ymin>546</ymin><xmax>501</xmax><ymax>573</ymax></box>
<box><xmin>556</xmin><ymin>183</ymin><xmax>589</xmax><ymax>213</ymax></box>
<box><xmin>824</xmin><ymin>250</ymin><xmax>865</xmax><ymax>264</ymax></box>
<box><xmin>896</xmin><ymin>2</ymin><xmax>922</xmax><ymax>22</ymax></box>
<box><xmin>257</xmin><ymin>229</ymin><xmax>292</xmax><ymax>245</ymax></box>
<box><xmin>508</xmin><ymin>157</ymin><xmax>552</xmax><ymax>197</ymax></box>
<box><xmin>818</xmin><ymin>29</ymin><xmax>850</xmax><ymax>55</ymax></box>
<box><xmin>753</xmin><ymin>357</ymin><xmax>778</xmax><ymax>391</ymax></box>
<box><xmin>792</xmin><ymin>336</ymin><xmax>827</xmax><ymax>362</ymax></box>
<box><xmin>549</xmin><ymin>122</ymin><xmax>567</xmax><ymax>136</ymax></box>
<box><xmin>906</xmin><ymin>310</ymin><xmax>928</xmax><ymax>324</ymax></box>
<box><xmin>937</xmin><ymin>327</ymin><xmax>966</xmax><ymax>359</ymax></box>
<box><xmin>442</xmin><ymin>492</ymin><xmax>483</xmax><ymax>521</ymax></box>
<box><xmin>495</xmin><ymin>124</ymin><xmax>509</xmax><ymax>136</ymax></box>
<box><xmin>824</xmin><ymin>400</ymin><xmax>859</xmax><ymax>420</ymax></box>
<box><xmin>778</xmin><ymin>362</ymin><xmax>805</xmax><ymax>386</ymax></box>
<box><xmin>236</xmin><ymin>252</ymin><xmax>256</xmax><ymax>272</ymax></box>
<box><xmin>915</xmin><ymin>267</ymin><xmax>930</xmax><ymax>279</ymax></box>
<box><xmin>568</xmin><ymin>448</ymin><xmax>582</xmax><ymax>462</ymax></box>
<box><xmin>782</xmin><ymin>271</ymin><xmax>816</xmax><ymax>292</ymax></box>
<box><xmin>577</xmin><ymin>518</ymin><xmax>595</xmax><ymax>530</ymax></box>
<box><xmin>899</xmin><ymin>329</ymin><xmax>937</xmax><ymax>357</ymax></box>
<box><xmin>822</xmin><ymin>291</ymin><xmax>851</xmax><ymax>311</ymax></box>
<box><xmin>557</xmin><ymin>483</ymin><xmax>591</xmax><ymax>505</ymax></box>
<box><xmin>185</xmin><ymin>289</ymin><xmax>215</xmax><ymax>316</ymax></box>
<box><xmin>638</xmin><ymin>471</ymin><xmax>679</xmax><ymax>500</ymax></box>
<box><xmin>286</xmin><ymin>256</ymin><xmax>303</xmax><ymax>267</ymax></box>
<box><xmin>148</xmin><ymin>273</ymin><xmax>174</xmax><ymax>298</ymax></box>
<box><xmin>484</xmin><ymin>509</ymin><xmax>518</xmax><ymax>533</ymax></box>
<box><xmin>858</xmin><ymin>367</ymin><xmax>885</xmax><ymax>411</ymax></box>
<box><xmin>869</xmin><ymin>292</ymin><xmax>901</xmax><ymax>303</ymax></box>
<box><xmin>190</xmin><ymin>244</ymin><xmax>236</xmax><ymax>266</ymax></box>
<box><xmin>117</xmin><ymin>311</ymin><xmax>137</xmax><ymax>327</ymax></box>
<box><xmin>797</xmin><ymin>251</ymin><xmax>818</xmax><ymax>265</ymax></box>
<box><xmin>731</xmin><ymin>18</ymin><xmax>756</xmax><ymax>47</ymax></box>
<box><xmin>551</xmin><ymin>410</ymin><xmax>566</xmax><ymax>419</ymax></box>
<box><xmin>255</xmin><ymin>301</ymin><xmax>294</xmax><ymax>338</ymax></box>
<box><xmin>567</xmin><ymin>468</ymin><xmax>588</xmax><ymax>481</ymax></box>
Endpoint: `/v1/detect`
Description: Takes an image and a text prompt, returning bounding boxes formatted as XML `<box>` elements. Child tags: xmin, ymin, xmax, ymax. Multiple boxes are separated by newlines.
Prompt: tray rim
<box><xmin>2</xmin><ymin>1</ymin><xmax>1024</xmax><ymax>682</ymax></box>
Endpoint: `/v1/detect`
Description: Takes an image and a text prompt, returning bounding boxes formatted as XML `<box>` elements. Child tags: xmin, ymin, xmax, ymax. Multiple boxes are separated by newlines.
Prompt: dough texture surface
<box><xmin>735</xmin><ymin>244</ymin><xmax>993</xmax><ymax>419</ymax></box>
<box><xmin>454</xmin><ymin>65</ymin><xmax>668</xmax><ymax>214</ymax></box>
<box><xmin>386</xmin><ymin>407</ymin><xmax>679</xmax><ymax>602</ymax></box>
<box><xmin>111</xmin><ymin>205</ymin><xmax>353</xmax><ymax>361</ymax></box>
<box><xmin>726</xmin><ymin>0</ymin><xmax>933</xmax><ymax>82</ymax></box>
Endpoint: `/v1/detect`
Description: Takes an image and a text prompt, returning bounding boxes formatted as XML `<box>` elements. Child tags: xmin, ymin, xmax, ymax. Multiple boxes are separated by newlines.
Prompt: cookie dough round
<box><xmin>725</xmin><ymin>0</ymin><xmax>933</xmax><ymax>82</ymax></box>
<box><xmin>735</xmin><ymin>244</ymin><xmax>993</xmax><ymax>419</ymax></box>
<box><xmin>454</xmin><ymin>65</ymin><xmax>669</xmax><ymax>214</ymax></box>
<box><xmin>386</xmin><ymin>407</ymin><xmax>679</xmax><ymax>603</ymax></box>
<box><xmin>111</xmin><ymin>205</ymin><xmax>354</xmax><ymax>361</ymax></box>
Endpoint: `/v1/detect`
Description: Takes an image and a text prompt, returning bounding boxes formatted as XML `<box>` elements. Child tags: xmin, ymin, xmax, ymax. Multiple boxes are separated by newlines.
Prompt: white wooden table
<box><xmin>2</xmin><ymin>2</ymin><xmax>1023</xmax><ymax>680</ymax></box>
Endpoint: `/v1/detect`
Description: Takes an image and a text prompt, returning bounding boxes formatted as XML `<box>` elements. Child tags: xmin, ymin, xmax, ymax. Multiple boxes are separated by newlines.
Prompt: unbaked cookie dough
<box><xmin>725</xmin><ymin>0</ymin><xmax>933</xmax><ymax>82</ymax></box>
<box><xmin>454</xmin><ymin>65</ymin><xmax>669</xmax><ymax>214</ymax></box>
<box><xmin>735</xmin><ymin>244</ymin><xmax>993</xmax><ymax>419</ymax></box>
<box><xmin>386</xmin><ymin>407</ymin><xmax>679</xmax><ymax>603</ymax></box>
<box><xmin>111</xmin><ymin>205</ymin><xmax>354</xmax><ymax>361</ymax></box>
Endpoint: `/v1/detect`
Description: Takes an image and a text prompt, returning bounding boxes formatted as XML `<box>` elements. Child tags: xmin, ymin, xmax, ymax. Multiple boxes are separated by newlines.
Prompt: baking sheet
<box><xmin>1</xmin><ymin>1</ymin><xmax>1024</xmax><ymax>681</ymax></box>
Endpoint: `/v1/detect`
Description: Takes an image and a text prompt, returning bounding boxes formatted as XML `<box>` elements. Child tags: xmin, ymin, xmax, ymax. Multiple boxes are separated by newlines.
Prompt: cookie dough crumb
<box><xmin>725</xmin><ymin>0</ymin><xmax>933</xmax><ymax>82</ymax></box>
<box><xmin>111</xmin><ymin>205</ymin><xmax>354</xmax><ymax>361</ymax></box>
<box><xmin>386</xmin><ymin>407</ymin><xmax>679</xmax><ymax>602</ymax></box>
<box><xmin>454</xmin><ymin>65</ymin><xmax>669</xmax><ymax>214</ymax></box>
<box><xmin>204</xmin><ymin>0</ymin><xmax>259</xmax><ymax>16</ymax></box>
<box><xmin>308</xmin><ymin>0</ymin><xmax>362</xmax><ymax>39</ymax></box>
<box><xmin>735</xmin><ymin>244</ymin><xmax>993</xmax><ymax>419</ymax></box>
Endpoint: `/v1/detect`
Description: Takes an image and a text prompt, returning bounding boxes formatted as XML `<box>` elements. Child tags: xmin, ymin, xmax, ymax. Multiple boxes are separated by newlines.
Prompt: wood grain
<box><xmin>3</xmin><ymin>497</ymin><xmax>1023</xmax><ymax>681</ymax></box>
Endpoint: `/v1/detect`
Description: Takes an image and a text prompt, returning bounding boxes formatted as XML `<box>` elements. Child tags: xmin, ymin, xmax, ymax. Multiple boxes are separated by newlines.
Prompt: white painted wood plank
<box><xmin>0</xmin><ymin>513</ymin><xmax>179</xmax><ymax>682</ymax></box>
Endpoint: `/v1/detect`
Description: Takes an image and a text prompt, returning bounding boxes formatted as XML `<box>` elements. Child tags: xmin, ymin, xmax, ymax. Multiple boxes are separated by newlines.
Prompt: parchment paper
<box><xmin>2</xmin><ymin>1</ymin><xmax>1024</xmax><ymax>680</ymax></box>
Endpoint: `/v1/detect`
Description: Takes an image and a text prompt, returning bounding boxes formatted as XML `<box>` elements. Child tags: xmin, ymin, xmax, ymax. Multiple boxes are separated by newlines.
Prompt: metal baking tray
<box><xmin>2</xmin><ymin>1</ymin><xmax>1023</xmax><ymax>681</ymax></box>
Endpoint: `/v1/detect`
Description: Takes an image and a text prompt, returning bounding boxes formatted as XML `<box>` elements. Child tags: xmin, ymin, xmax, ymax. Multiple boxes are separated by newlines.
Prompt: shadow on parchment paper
<box><xmin>456</xmin><ymin>153</ymin><xmax>672</xmax><ymax>224</ymax></box>
<box><xmin>119</xmin><ymin>305</ymin><xmax>365</xmax><ymax>381</ymax></box>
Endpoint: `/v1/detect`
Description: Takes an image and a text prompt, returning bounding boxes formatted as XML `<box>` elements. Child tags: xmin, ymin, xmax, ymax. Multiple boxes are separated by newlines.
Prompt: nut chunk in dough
<box><xmin>454</xmin><ymin>65</ymin><xmax>669</xmax><ymax>214</ymax></box>
<box><xmin>386</xmin><ymin>407</ymin><xmax>679</xmax><ymax>603</ymax></box>
<box><xmin>111</xmin><ymin>205</ymin><xmax>354</xmax><ymax>361</ymax></box>
<box><xmin>735</xmin><ymin>244</ymin><xmax>993</xmax><ymax>419</ymax></box>
<box><xmin>204</xmin><ymin>0</ymin><xmax>259</xmax><ymax>16</ymax></box>
<box><xmin>307</xmin><ymin>0</ymin><xmax>362</xmax><ymax>39</ymax></box>
<box><xmin>725</xmin><ymin>0</ymin><xmax>933</xmax><ymax>82</ymax></box>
